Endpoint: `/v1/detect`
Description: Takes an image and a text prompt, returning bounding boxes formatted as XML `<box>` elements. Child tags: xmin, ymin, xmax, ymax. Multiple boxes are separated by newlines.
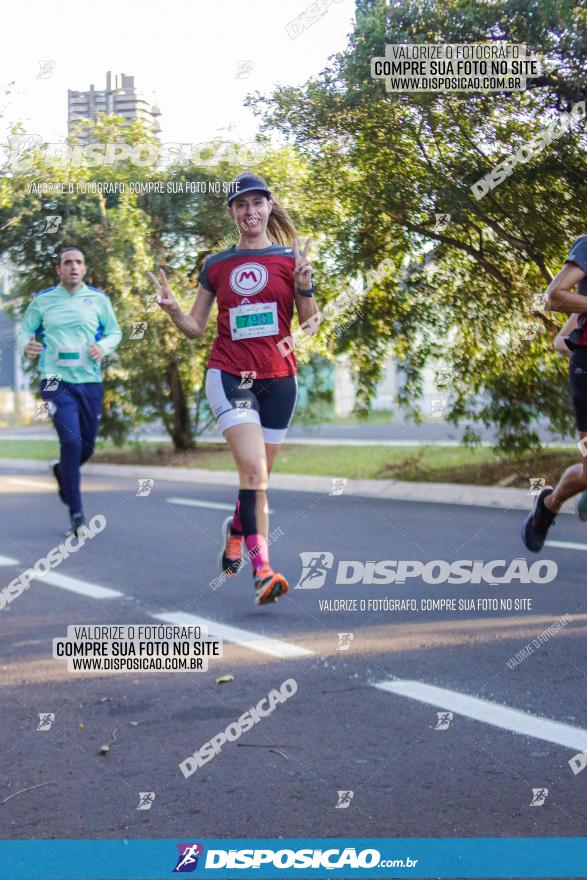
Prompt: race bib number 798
<box><xmin>229</xmin><ymin>302</ymin><xmax>279</xmax><ymax>341</ymax></box>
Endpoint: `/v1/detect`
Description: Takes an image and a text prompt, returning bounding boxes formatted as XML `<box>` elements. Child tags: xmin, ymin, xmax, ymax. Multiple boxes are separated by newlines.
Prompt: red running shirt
<box><xmin>199</xmin><ymin>244</ymin><xmax>297</xmax><ymax>379</ymax></box>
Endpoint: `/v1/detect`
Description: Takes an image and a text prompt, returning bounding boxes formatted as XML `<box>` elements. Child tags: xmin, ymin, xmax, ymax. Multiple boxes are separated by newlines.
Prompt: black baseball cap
<box><xmin>226</xmin><ymin>173</ymin><xmax>271</xmax><ymax>206</ymax></box>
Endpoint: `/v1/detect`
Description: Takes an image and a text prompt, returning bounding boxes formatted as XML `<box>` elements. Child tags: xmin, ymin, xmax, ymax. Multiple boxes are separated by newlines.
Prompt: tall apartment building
<box><xmin>67</xmin><ymin>71</ymin><xmax>161</xmax><ymax>140</ymax></box>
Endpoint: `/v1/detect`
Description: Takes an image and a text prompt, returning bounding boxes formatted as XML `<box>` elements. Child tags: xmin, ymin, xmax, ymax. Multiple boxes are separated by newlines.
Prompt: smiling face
<box><xmin>229</xmin><ymin>191</ymin><xmax>272</xmax><ymax>238</ymax></box>
<box><xmin>57</xmin><ymin>249</ymin><xmax>87</xmax><ymax>289</ymax></box>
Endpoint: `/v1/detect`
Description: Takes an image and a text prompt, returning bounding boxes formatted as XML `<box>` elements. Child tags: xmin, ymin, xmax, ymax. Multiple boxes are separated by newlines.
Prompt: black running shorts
<box><xmin>569</xmin><ymin>346</ymin><xmax>587</xmax><ymax>431</ymax></box>
<box><xmin>205</xmin><ymin>369</ymin><xmax>298</xmax><ymax>443</ymax></box>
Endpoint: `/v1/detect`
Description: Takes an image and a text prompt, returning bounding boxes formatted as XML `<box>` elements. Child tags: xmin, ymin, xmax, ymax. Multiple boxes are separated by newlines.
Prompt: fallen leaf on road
<box><xmin>99</xmin><ymin>728</ymin><xmax>119</xmax><ymax>756</ymax></box>
<box><xmin>269</xmin><ymin>749</ymin><xmax>288</xmax><ymax>760</ymax></box>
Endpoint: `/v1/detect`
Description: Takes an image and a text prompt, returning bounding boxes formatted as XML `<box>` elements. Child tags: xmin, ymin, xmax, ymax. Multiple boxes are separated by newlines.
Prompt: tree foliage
<box><xmin>0</xmin><ymin>116</ymin><xmax>325</xmax><ymax>448</ymax></box>
<box><xmin>247</xmin><ymin>0</ymin><xmax>587</xmax><ymax>450</ymax></box>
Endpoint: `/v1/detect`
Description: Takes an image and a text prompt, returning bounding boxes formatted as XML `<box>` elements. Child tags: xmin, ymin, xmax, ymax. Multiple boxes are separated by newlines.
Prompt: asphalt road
<box><xmin>0</xmin><ymin>464</ymin><xmax>586</xmax><ymax>853</ymax></box>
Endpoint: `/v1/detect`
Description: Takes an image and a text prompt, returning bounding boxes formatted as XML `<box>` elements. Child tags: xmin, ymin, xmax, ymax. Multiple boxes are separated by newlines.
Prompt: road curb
<box><xmin>0</xmin><ymin>457</ymin><xmax>578</xmax><ymax>514</ymax></box>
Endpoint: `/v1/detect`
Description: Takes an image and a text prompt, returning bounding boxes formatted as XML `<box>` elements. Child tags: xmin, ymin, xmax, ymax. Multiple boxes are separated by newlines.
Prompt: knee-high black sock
<box><xmin>238</xmin><ymin>488</ymin><xmax>269</xmax><ymax>572</ymax></box>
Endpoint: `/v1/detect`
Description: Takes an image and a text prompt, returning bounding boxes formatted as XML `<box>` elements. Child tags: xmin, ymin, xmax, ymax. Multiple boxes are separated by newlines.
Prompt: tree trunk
<box><xmin>166</xmin><ymin>359</ymin><xmax>193</xmax><ymax>451</ymax></box>
<box><xmin>193</xmin><ymin>371</ymin><xmax>215</xmax><ymax>439</ymax></box>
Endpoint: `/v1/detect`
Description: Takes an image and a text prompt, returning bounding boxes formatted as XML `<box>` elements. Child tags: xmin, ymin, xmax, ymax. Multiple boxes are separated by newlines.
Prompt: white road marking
<box><xmin>0</xmin><ymin>554</ymin><xmax>19</xmax><ymax>566</ymax></box>
<box><xmin>4</xmin><ymin>547</ymin><xmax>303</xmax><ymax>659</ymax></box>
<box><xmin>545</xmin><ymin>540</ymin><xmax>587</xmax><ymax>551</ymax></box>
<box><xmin>37</xmin><ymin>572</ymin><xmax>123</xmax><ymax>599</ymax></box>
<box><xmin>166</xmin><ymin>497</ymin><xmax>274</xmax><ymax>513</ymax></box>
<box><xmin>372</xmin><ymin>679</ymin><xmax>587</xmax><ymax>752</ymax></box>
<box><xmin>150</xmin><ymin>611</ymin><xmax>313</xmax><ymax>659</ymax></box>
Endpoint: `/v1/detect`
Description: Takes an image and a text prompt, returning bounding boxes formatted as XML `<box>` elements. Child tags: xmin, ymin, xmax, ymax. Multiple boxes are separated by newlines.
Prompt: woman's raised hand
<box><xmin>293</xmin><ymin>237</ymin><xmax>313</xmax><ymax>292</ymax></box>
<box><xmin>147</xmin><ymin>268</ymin><xmax>180</xmax><ymax>314</ymax></box>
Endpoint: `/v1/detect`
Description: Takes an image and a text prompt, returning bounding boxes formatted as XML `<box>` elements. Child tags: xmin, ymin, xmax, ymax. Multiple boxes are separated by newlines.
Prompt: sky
<box><xmin>0</xmin><ymin>0</ymin><xmax>357</xmax><ymax>145</ymax></box>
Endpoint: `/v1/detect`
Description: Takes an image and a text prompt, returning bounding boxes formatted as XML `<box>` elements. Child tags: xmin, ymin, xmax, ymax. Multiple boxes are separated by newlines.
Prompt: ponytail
<box><xmin>267</xmin><ymin>199</ymin><xmax>297</xmax><ymax>246</ymax></box>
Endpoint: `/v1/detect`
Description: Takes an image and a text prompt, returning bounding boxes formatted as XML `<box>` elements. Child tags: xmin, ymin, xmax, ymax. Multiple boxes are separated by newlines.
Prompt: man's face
<box><xmin>57</xmin><ymin>250</ymin><xmax>86</xmax><ymax>286</ymax></box>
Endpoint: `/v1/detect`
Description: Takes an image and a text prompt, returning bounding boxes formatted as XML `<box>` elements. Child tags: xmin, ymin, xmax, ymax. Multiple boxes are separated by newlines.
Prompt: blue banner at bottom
<box><xmin>1</xmin><ymin>837</ymin><xmax>586</xmax><ymax>879</ymax></box>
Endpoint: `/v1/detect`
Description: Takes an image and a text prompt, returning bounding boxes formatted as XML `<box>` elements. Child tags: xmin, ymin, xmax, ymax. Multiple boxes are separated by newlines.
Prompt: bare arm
<box><xmin>294</xmin><ymin>291</ymin><xmax>321</xmax><ymax>335</ymax></box>
<box><xmin>544</xmin><ymin>263</ymin><xmax>587</xmax><ymax>314</ymax></box>
<box><xmin>553</xmin><ymin>313</ymin><xmax>578</xmax><ymax>357</ymax></box>
<box><xmin>148</xmin><ymin>269</ymin><xmax>214</xmax><ymax>339</ymax></box>
<box><xmin>293</xmin><ymin>237</ymin><xmax>321</xmax><ymax>334</ymax></box>
<box><xmin>181</xmin><ymin>287</ymin><xmax>215</xmax><ymax>339</ymax></box>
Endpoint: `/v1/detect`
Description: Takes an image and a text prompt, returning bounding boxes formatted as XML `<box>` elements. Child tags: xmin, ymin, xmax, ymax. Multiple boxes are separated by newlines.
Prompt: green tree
<box><xmin>249</xmin><ymin>0</ymin><xmax>587</xmax><ymax>450</ymax></box>
<box><xmin>0</xmin><ymin>116</ymin><xmax>223</xmax><ymax>449</ymax></box>
<box><xmin>0</xmin><ymin>116</ymin><xmax>328</xmax><ymax>447</ymax></box>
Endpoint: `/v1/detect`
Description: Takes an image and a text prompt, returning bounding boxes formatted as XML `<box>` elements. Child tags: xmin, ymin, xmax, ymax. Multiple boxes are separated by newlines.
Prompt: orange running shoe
<box><xmin>254</xmin><ymin>564</ymin><xmax>289</xmax><ymax>605</ymax></box>
<box><xmin>218</xmin><ymin>516</ymin><xmax>244</xmax><ymax>576</ymax></box>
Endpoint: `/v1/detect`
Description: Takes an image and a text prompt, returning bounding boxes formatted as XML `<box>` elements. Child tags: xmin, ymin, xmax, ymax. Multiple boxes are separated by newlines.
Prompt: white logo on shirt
<box><xmin>229</xmin><ymin>262</ymin><xmax>268</xmax><ymax>297</ymax></box>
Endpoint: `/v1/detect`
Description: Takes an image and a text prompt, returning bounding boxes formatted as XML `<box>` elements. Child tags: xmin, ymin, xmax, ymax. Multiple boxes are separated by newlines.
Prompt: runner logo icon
<box><xmin>294</xmin><ymin>552</ymin><xmax>334</xmax><ymax>589</ymax></box>
<box><xmin>335</xmin><ymin>790</ymin><xmax>354</xmax><ymax>809</ymax></box>
<box><xmin>435</xmin><ymin>711</ymin><xmax>453</xmax><ymax>730</ymax></box>
<box><xmin>230</xmin><ymin>262</ymin><xmax>268</xmax><ymax>296</ymax></box>
<box><xmin>530</xmin><ymin>788</ymin><xmax>549</xmax><ymax>807</ymax></box>
<box><xmin>173</xmin><ymin>843</ymin><xmax>204</xmax><ymax>872</ymax></box>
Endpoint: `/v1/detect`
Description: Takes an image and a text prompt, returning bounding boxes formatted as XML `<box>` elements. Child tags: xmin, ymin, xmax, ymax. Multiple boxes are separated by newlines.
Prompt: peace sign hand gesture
<box><xmin>293</xmin><ymin>237</ymin><xmax>313</xmax><ymax>293</ymax></box>
<box><xmin>147</xmin><ymin>268</ymin><xmax>180</xmax><ymax>314</ymax></box>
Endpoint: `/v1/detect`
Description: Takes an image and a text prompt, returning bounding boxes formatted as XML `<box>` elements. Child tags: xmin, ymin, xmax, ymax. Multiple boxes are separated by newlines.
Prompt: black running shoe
<box><xmin>522</xmin><ymin>486</ymin><xmax>556</xmax><ymax>552</ymax></box>
<box><xmin>67</xmin><ymin>512</ymin><xmax>85</xmax><ymax>537</ymax></box>
<box><xmin>51</xmin><ymin>460</ymin><xmax>66</xmax><ymax>505</ymax></box>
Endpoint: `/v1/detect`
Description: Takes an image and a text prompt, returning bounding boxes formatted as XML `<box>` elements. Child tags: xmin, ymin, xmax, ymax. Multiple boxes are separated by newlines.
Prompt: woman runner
<box><xmin>149</xmin><ymin>173</ymin><xmax>319</xmax><ymax>603</ymax></box>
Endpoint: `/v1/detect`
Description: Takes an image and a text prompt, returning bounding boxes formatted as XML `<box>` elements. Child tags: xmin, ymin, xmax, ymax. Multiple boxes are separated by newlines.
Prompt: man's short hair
<box><xmin>57</xmin><ymin>246</ymin><xmax>85</xmax><ymax>265</ymax></box>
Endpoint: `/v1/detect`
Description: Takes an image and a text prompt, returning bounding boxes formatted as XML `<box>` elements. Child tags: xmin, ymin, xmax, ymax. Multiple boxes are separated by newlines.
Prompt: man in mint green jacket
<box><xmin>19</xmin><ymin>247</ymin><xmax>122</xmax><ymax>534</ymax></box>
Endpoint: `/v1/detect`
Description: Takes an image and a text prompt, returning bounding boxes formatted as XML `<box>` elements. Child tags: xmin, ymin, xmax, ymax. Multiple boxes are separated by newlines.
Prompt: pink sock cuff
<box><xmin>231</xmin><ymin>500</ymin><xmax>242</xmax><ymax>533</ymax></box>
<box><xmin>245</xmin><ymin>534</ymin><xmax>269</xmax><ymax>572</ymax></box>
